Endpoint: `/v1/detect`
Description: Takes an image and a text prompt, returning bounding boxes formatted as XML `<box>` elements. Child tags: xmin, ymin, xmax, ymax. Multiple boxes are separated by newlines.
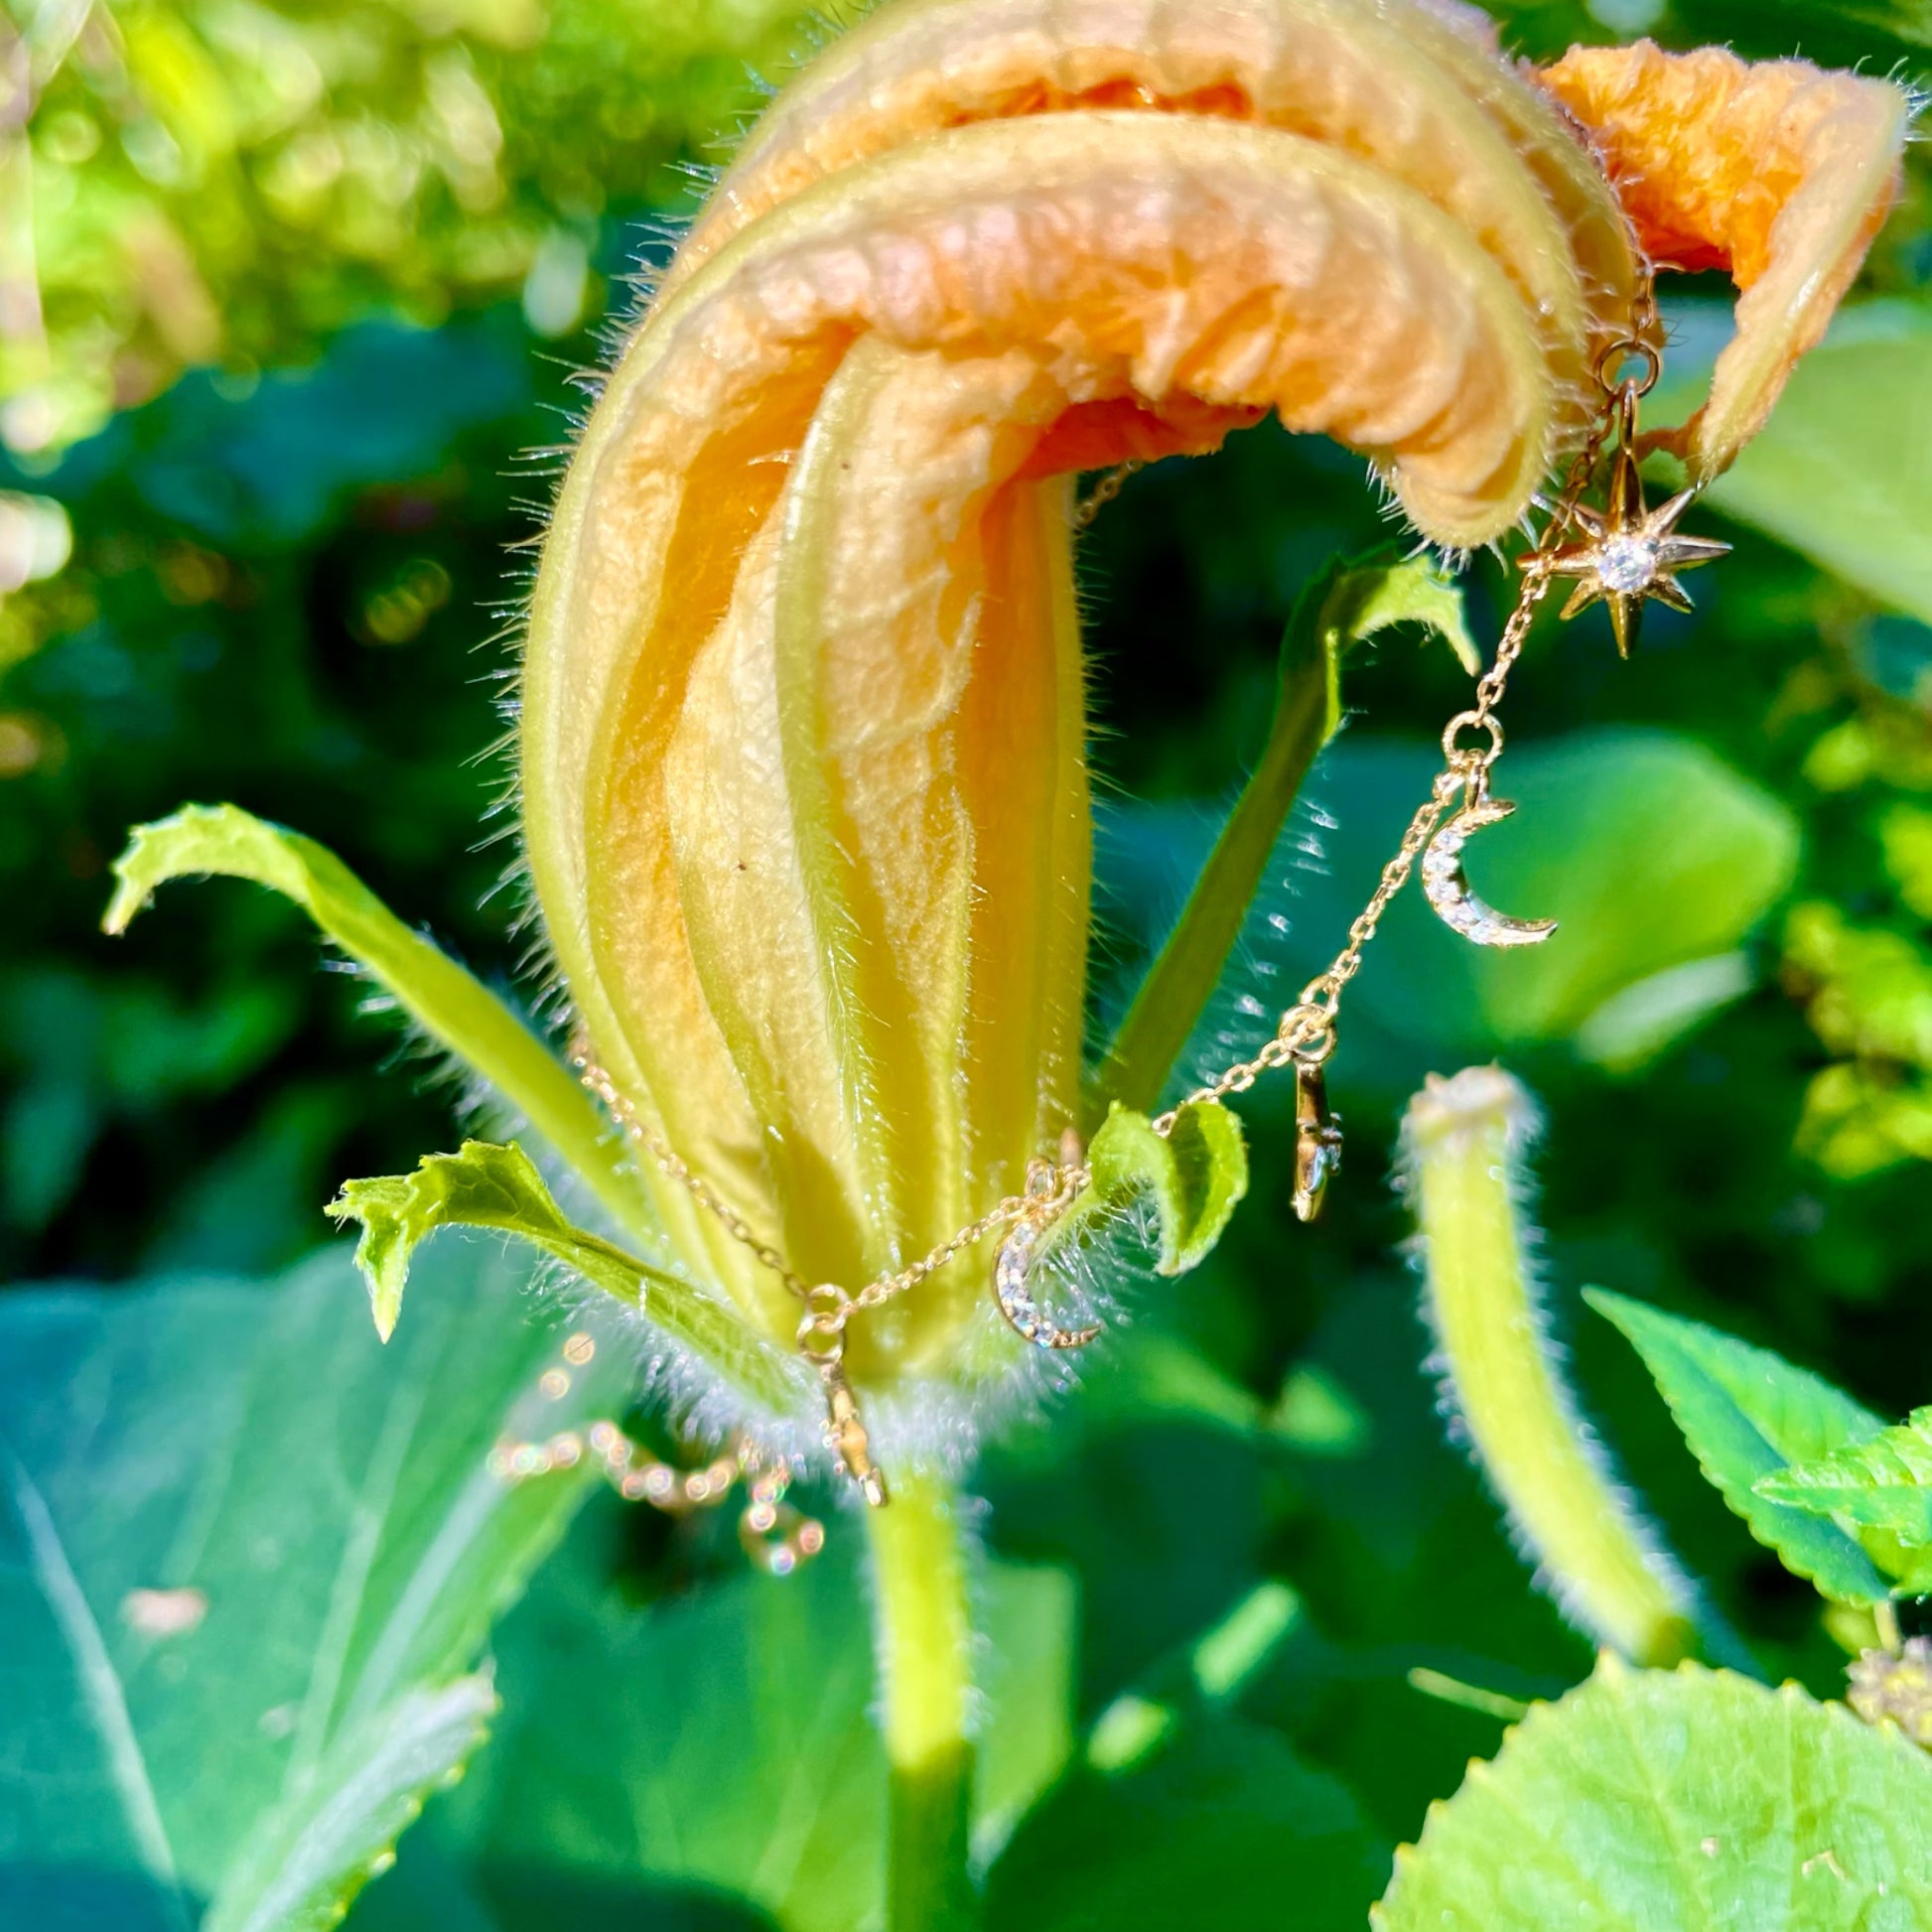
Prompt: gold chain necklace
<box><xmin>573</xmin><ymin>273</ymin><xmax>1727</xmax><ymax>1510</ymax></box>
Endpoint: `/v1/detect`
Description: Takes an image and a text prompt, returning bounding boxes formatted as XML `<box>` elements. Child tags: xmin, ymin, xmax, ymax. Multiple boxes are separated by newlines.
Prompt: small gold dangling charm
<box><xmin>1291</xmin><ymin>1056</ymin><xmax>1344</xmax><ymax>1223</ymax></box>
<box><xmin>993</xmin><ymin>1159</ymin><xmax>1100</xmax><ymax>1351</ymax></box>
<box><xmin>1418</xmin><ymin>723</ymin><xmax>1558</xmax><ymax>949</ymax></box>
<box><xmin>1421</xmin><ymin>787</ymin><xmax>1559</xmax><ymax>948</ymax></box>
<box><xmin>796</xmin><ymin>1286</ymin><xmax>889</xmax><ymax>1507</ymax></box>
<box><xmin>1548</xmin><ymin>382</ymin><xmax>1729</xmax><ymax>658</ymax></box>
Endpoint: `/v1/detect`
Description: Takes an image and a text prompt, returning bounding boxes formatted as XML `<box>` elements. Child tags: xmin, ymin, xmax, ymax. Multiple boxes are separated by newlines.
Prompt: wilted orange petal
<box><xmin>668</xmin><ymin>0</ymin><xmax>1633</xmax><ymax>412</ymax></box>
<box><xmin>1538</xmin><ymin>41</ymin><xmax>1911</xmax><ymax>480</ymax></box>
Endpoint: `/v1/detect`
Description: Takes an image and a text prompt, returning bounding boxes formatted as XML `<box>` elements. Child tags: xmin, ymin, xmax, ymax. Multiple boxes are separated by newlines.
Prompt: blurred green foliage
<box><xmin>1</xmin><ymin>0</ymin><xmax>815</xmax><ymax>455</ymax></box>
<box><xmin>5</xmin><ymin>0</ymin><xmax>1932</xmax><ymax>1925</ymax></box>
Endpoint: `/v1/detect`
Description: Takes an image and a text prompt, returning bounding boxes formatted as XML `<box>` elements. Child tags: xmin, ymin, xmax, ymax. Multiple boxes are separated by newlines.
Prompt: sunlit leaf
<box><xmin>204</xmin><ymin>1680</ymin><xmax>495</xmax><ymax>1932</ymax></box>
<box><xmin>1698</xmin><ymin>303</ymin><xmax>1932</xmax><ymax>626</ymax></box>
<box><xmin>0</xmin><ymin>1240</ymin><xmax>615</xmax><ymax>1929</ymax></box>
<box><xmin>1587</xmin><ymin>1289</ymin><xmax>1890</xmax><ymax>1603</ymax></box>
<box><xmin>325</xmin><ymin>1140</ymin><xmax>800</xmax><ymax>1415</ymax></box>
<box><xmin>1573</xmin><ymin>952</ymin><xmax>1754</xmax><ymax>1073</ymax></box>
<box><xmin>1760</xmin><ymin>1409</ymin><xmax>1932</xmax><ymax>1588</ymax></box>
<box><xmin>1374</xmin><ymin>1655</ymin><xmax>1932</xmax><ymax>1931</ymax></box>
<box><xmin>1057</xmin><ymin>1100</ymin><xmax>1248</xmax><ymax>1278</ymax></box>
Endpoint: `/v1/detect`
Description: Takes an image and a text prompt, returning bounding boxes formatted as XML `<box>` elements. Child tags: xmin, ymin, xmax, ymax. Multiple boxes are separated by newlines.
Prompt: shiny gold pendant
<box><xmin>796</xmin><ymin>1286</ymin><xmax>890</xmax><ymax>1506</ymax></box>
<box><xmin>820</xmin><ymin>1361</ymin><xmax>889</xmax><ymax>1508</ymax></box>
<box><xmin>1547</xmin><ymin>443</ymin><xmax>1729</xmax><ymax>658</ymax></box>
<box><xmin>1421</xmin><ymin>788</ymin><xmax>1558</xmax><ymax>948</ymax></box>
<box><xmin>1292</xmin><ymin>1059</ymin><xmax>1345</xmax><ymax>1222</ymax></box>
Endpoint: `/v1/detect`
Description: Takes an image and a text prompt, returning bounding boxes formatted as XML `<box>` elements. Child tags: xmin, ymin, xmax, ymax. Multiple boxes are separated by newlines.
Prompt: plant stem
<box><xmin>866</xmin><ymin>1471</ymin><xmax>978</xmax><ymax>1932</ymax></box>
<box><xmin>1402</xmin><ymin>1066</ymin><xmax>1698</xmax><ymax>1666</ymax></box>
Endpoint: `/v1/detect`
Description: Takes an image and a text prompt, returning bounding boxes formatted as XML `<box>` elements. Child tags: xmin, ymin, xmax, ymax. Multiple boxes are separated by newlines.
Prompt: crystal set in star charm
<box><xmin>1547</xmin><ymin>388</ymin><xmax>1731</xmax><ymax>657</ymax></box>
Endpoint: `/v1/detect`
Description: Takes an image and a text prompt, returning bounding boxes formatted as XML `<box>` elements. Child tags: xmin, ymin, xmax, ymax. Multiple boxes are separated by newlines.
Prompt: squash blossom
<box><xmin>518</xmin><ymin>0</ymin><xmax>1906</xmax><ymax>1389</ymax></box>
<box><xmin>111</xmin><ymin>0</ymin><xmax>1909</xmax><ymax>1447</ymax></box>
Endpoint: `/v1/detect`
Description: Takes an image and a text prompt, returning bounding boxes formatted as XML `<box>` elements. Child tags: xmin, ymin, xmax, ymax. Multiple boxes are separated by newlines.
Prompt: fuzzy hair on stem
<box><xmin>1397</xmin><ymin>1063</ymin><xmax>1700</xmax><ymax>1667</ymax></box>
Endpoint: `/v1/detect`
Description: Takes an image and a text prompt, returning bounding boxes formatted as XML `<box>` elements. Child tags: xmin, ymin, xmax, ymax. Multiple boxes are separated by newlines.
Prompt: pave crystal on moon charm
<box><xmin>1421</xmin><ymin>796</ymin><xmax>1558</xmax><ymax>947</ymax></box>
<box><xmin>993</xmin><ymin>1179</ymin><xmax>1101</xmax><ymax>1352</ymax></box>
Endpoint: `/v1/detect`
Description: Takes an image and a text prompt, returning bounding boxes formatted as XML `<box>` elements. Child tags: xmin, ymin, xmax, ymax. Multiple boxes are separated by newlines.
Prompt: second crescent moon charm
<box><xmin>994</xmin><ymin>1165</ymin><xmax>1101</xmax><ymax>1351</ymax></box>
<box><xmin>1421</xmin><ymin>795</ymin><xmax>1557</xmax><ymax>948</ymax></box>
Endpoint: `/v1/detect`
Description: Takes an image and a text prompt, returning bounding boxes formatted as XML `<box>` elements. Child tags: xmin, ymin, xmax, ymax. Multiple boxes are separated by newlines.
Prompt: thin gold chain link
<box><xmin>1072</xmin><ymin>459</ymin><xmax>1144</xmax><ymax>531</ymax></box>
<box><xmin>486</xmin><ymin>1331</ymin><xmax>828</xmax><ymax>1573</ymax></box>
<box><xmin>1149</xmin><ymin>379</ymin><xmax>1629</xmax><ymax>1134</ymax></box>
<box><xmin>575</xmin><ymin>1054</ymin><xmax>812</xmax><ymax>1298</ymax></box>
<box><xmin>573</xmin><ymin>1046</ymin><xmax>1047</xmax><ymax>1322</ymax></box>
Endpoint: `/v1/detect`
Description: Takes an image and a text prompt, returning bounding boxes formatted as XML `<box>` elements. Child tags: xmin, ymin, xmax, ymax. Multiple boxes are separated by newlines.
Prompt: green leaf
<box><xmin>0</xmin><ymin>1447</ymin><xmax>195</xmax><ymax>1932</ymax></box>
<box><xmin>1373</xmin><ymin>1655</ymin><xmax>1932</xmax><ymax>1931</ymax></box>
<box><xmin>1088</xmin><ymin>548</ymin><xmax>1474</xmax><ymax>1120</ymax></box>
<box><xmin>1315</xmin><ymin>548</ymin><xmax>1480</xmax><ymax>679</ymax></box>
<box><xmin>1759</xmin><ymin>1409</ymin><xmax>1932</xmax><ymax>1588</ymax></box>
<box><xmin>1572</xmin><ymin>952</ymin><xmax>1755</xmax><ymax>1074</ymax></box>
<box><xmin>395</xmin><ymin>1515</ymin><xmax>1076</xmax><ymax>1932</ymax></box>
<box><xmin>324</xmin><ymin>1141</ymin><xmax>801</xmax><ymax>1415</ymax></box>
<box><xmin>103</xmin><ymin>804</ymin><xmax>649</xmax><ymax>1238</ymax></box>
<box><xmin>1671</xmin><ymin>302</ymin><xmax>1932</xmax><ymax>626</ymax></box>
<box><xmin>0</xmin><ymin>1239</ymin><xmax>618</xmax><ymax>1930</ymax></box>
<box><xmin>204</xmin><ymin>1679</ymin><xmax>495</xmax><ymax>1932</ymax></box>
<box><xmin>1587</xmin><ymin>1289</ymin><xmax>1890</xmax><ymax>1603</ymax></box>
<box><xmin>1455</xmin><ymin>734</ymin><xmax>1799</xmax><ymax>1045</ymax></box>
<box><xmin>1056</xmin><ymin>1099</ymin><xmax>1248</xmax><ymax>1277</ymax></box>
<box><xmin>972</xmin><ymin>1563</ymin><xmax>1081</xmax><ymax>1865</ymax></box>
<box><xmin>1663</xmin><ymin>0</ymin><xmax>1932</xmax><ymax>63</ymax></box>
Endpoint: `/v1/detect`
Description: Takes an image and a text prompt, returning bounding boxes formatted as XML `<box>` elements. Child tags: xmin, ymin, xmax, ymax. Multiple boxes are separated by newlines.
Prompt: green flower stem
<box><xmin>1402</xmin><ymin>1066</ymin><xmax>1697</xmax><ymax>1667</ymax></box>
<box><xmin>1086</xmin><ymin>669</ymin><xmax>1327</xmax><ymax>1123</ymax></box>
<box><xmin>866</xmin><ymin>1472</ymin><xmax>978</xmax><ymax>1932</ymax></box>
<box><xmin>1086</xmin><ymin>548</ymin><xmax>1475</xmax><ymax>1126</ymax></box>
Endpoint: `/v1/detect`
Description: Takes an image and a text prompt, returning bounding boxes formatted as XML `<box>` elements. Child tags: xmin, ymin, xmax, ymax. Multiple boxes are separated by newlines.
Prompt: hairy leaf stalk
<box><xmin>1400</xmin><ymin>1066</ymin><xmax>1696</xmax><ymax>1666</ymax></box>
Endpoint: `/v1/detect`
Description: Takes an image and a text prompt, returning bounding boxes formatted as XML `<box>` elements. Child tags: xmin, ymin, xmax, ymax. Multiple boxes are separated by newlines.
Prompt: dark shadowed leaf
<box><xmin>393</xmin><ymin>1512</ymin><xmax>1075</xmax><ymax>1932</ymax></box>
<box><xmin>987</xmin><ymin>1715</ymin><xmax>1386</xmax><ymax>1932</ymax></box>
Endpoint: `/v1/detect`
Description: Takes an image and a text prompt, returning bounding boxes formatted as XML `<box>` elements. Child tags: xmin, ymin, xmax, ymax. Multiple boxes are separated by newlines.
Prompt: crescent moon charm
<box><xmin>994</xmin><ymin>1167</ymin><xmax>1101</xmax><ymax>1351</ymax></box>
<box><xmin>1421</xmin><ymin>794</ymin><xmax>1557</xmax><ymax>948</ymax></box>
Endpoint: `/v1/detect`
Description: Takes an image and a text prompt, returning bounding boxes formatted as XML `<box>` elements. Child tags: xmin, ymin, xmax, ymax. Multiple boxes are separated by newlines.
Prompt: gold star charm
<box><xmin>1548</xmin><ymin>447</ymin><xmax>1730</xmax><ymax>657</ymax></box>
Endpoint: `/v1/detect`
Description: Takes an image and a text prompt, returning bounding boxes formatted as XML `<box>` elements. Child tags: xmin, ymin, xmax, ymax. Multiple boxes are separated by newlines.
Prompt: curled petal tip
<box><xmin>1538</xmin><ymin>39</ymin><xmax>1912</xmax><ymax>480</ymax></box>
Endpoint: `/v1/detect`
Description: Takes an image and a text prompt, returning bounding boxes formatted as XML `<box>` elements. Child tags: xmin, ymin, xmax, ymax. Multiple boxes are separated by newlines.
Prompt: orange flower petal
<box><xmin>667</xmin><ymin>0</ymin><xmax>1633</xmax><ymax>433</ymax></box>
<box><xmin>1538</xmin><ymin>41</ymin><xmax>1911</xmax><ymax>480</ymax></box>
